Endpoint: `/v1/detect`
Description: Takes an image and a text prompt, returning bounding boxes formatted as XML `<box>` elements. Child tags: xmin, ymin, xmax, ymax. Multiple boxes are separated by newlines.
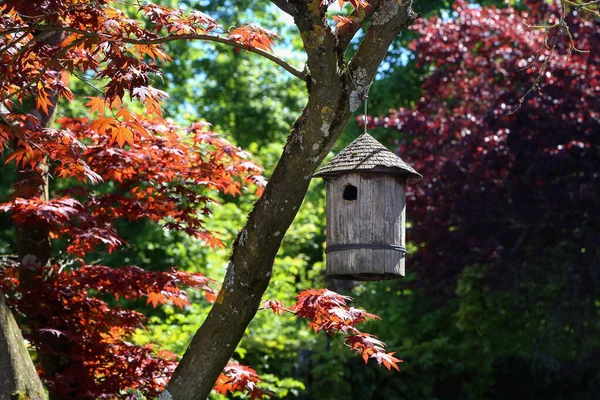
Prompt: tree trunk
<box><xmin>8</xmin><ymin>30</ymin><xmax>69</xmax><ymax>400</ymax></box>
<box><xmin>165</xmin><ymin>1</ymin><xmax>416</xmax><ymax>398</ymax></box>
<box><xmin>14</xmin><ymin>107</ymin><xmax>81</xmax><ymax>400</ymax></box>
<box><xmin>0</xmin><ymin>290</ymin><xmax>46</xmax><ymax>400</ymax></box>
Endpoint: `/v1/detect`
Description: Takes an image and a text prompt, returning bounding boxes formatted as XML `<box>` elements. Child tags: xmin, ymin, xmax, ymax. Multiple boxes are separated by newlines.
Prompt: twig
<box><xmin>0</xmin><ymin>27</ymin><xmax>34</xmax><ymax>54</ymax></box>
<box><xmin>71</xmin><ymin>72</ymin><xmax>104</xmax><ymax>94</ymax></box>
<box><xmin>510</xmin><ymin>2</ymin><xmax>570</xmax><ymax>114</ymax></box>
<box><xmin>565</xmin><ymin>0</ymin><xmax>600</xmax><ymax>15</ymax></box>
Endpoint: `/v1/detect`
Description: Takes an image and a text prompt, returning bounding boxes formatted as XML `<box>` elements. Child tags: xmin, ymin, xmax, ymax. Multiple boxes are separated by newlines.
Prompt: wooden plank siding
<box><xmin>325</xmin><ymin>173</ymin><xmax>407</xmax><ymax>280</ymax></box>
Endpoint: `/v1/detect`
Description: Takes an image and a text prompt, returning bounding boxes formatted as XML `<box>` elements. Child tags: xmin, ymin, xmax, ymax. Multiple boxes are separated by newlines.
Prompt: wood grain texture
<box><xmin>325</xmin><ymin>173</ymin><xmax>407</xmax><ymax>280</ymax></box>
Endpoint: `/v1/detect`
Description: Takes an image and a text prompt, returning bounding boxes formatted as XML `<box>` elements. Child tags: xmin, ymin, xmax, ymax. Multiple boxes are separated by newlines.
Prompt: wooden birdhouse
<box><xmin>314</xmin><ymin>133</ymin><xmax>422</xmax><ymax>281</ymax></box>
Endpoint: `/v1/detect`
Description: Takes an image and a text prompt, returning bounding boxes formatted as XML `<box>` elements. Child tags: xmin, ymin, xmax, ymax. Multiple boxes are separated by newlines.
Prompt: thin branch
<box><xmin>26</xmin><ymin>25</ymin><xmax>308</xmax><ymax>81</ymax></box>
<box><xmin>509</xmin><ymin>0</ymin><xmax>592</xmax><ymax>114</ymax></box>
<box><xmin>566</xmin><ymin>0</ymin><xmax>600</xmax><ymax>9</ymax></box>
<box><xmin>3</xmin><ymin>30</ymin><xmax>41</xmax><ymax>67</ymax></box>
<box><xmin>120</xmin><ymin>34</ymin><xmax>307</xmax><ymax>81</ymax></box>
<box><xmin>337</xmin><ymin>0</ymin><xmax>380</xmax><ymax>52</ymax></box>
<box><xmin>574</xmin><ymin>0</ymin><xmax>600</xmax><ymax>6</ymax></box>
<box><xmin>564</xmin><ymin>0</ymin><xmax>600</xmax><ymax>16</ymax></box>
<box><xmin>348</xmin><ymin>0</ymin><xmax>416</xmax><ymax>85</ymax></box>
<box><xmin>71</xmin><ymin>72</ymin><xmax>104</xmax><ymax>94</ymax></box>
<box><xmin>0</xmin><ymin>27</ymin><xmax>34</xmax><ymax>54</ymax></box>
<box><xmin>0</xmin><ymin>27</ymin><xmax>28</xmax><ymax>36</ymax></box>
<box><xmin>282</xmin><ymin>0</ymin><xmax>338</xmax><ymax>84</ymax></box>
<box><xmin>509</xmin><ymin>31</ymin><xmax>558</xmax><ymax>114</ymax></box>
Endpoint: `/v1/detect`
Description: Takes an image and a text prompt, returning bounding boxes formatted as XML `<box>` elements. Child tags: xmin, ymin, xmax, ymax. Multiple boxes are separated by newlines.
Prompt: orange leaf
<box><xmin>129</xmin><ymin>121</ymin><xmax>151</xmax><ymax>139</ymax></box>
<box><xmin>205</xmin><ymin>235</ymin><xmax>224</xmax><ymax>249</ymax></box>
<box><xmin>146</xmin><ymin>292</ymin><xmax>166</xmax><ymax>308</ymax></box>
<box><xmin>109</xmin><ymin>96</ymin><xmax>122</xmax><ymax>110</ymax></box>
<box><xmin>134</xmin><ymin>44</ymin><xmax>172</xmax><ymax>62</ymax></box>
<box><xmin>224</xmin><ymin>183</ymin><xmax>241</xmax><ymax>196</ymax></box>
<box><xmin>116</xmin><ymin>108</ymin><xmax>135</xmax><ymax>121</ymax></box>
<box><xmin>171</xmin><ymin>296</ymin><xmax>190</xmax><ymax>309</ymax></box>
<box><xmin>371</xmin><ymin>351</ymin><xmax>403</xmax><ymax>371</ymax></box>
<box><xmin>85</xmin><ymin>97</ymin><xmax>106</xmax><ymax>115</ymax></box>
<box><xmin>35</xmin><ymin>89</ymin><xmax>52</xmax><ymax>115</ymax></box>
<box><xmin>61</xmin><ymin>33</ymin><xmax>82</xmax><ymax>47</ymax></box>
<box><xmin>157</xmin><ymin>349</ymin><xmax>179</xmax><ymax>361</ymax></box>
<box><xmin>112</xmin><ymin>126</ymin><xmax>134</xmax><ymax>147</ymax></box>
<box><xmin>204</xmin><ymin>291</ymin><xmax>217</xmax><ymax>303</ymax></box>
<box><xmin>333</xmin><ymin>15</ymin><xmax>355</xmax><ymax>30</ymax></box>
<box><xmin>91</xmin><ymin>117</ymin><xmax>119</xmax><ymax>135</ymax></box>
<box><xmin>5</xmin><ymin>147</ymin><xmax>27</xmax><ymax>164</ymax></box>
<box><xmin>145</xmin><ymin>98</ymin><xmax>162</xmax><ymax>116</ymax></box>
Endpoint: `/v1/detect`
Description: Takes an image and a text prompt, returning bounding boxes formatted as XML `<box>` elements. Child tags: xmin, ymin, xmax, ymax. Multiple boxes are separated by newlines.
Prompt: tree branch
<box><xmin>11</xmin><ymin>26</ymin><xmax>308</xmax><ymax>81</ymax></box>
<box><xmin>164</xmin><ymin>2</ymin><xmax>416</xmax><ymax>399</ymax></box>
<box><xmin>120</xmin><ymin>34</ymin><xmax>307</xmax><ymax>81</ymax></box>
<box><xmin>348</xmin><ymin>0</ymin><xmax>416</xmax><ymax>87</ymax></box>
<box><xmin>270</xmin><ymin>0</ymin><xmax>300</xmax><ymax>17</ymax></box>
<box><xmin>0</xmin><ymin>27</ymin><xmax>34</xmax><ymax>54</ymax></box>
<box><xmin>287</xmin><ymin>0</ymin><xmax>338</xmax><ymax>84</ymax></box>
<box><xmin>336</xmin><ymin>0</ymin><xmax>380</xmax><ymax>53</ymax></box>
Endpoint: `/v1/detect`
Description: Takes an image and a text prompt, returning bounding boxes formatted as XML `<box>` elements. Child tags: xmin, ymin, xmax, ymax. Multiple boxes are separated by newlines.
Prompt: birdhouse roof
<box><xmin>313</xmin><ymin>133</ymin><xmax>422</xmax><ymax>180</ymax></box>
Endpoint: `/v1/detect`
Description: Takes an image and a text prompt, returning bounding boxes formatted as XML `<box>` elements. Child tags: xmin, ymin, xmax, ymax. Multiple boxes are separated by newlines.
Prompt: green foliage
<box><xmin>134</xmin><ymin>142</ymin><xmax>326</xmax><ymax>394</ymax></box>
<box><xmin>0</xmin><ymin>153</ymin><xmax>16</xmax><ymax>255</ymax></box>
<box><xmin>149</xmin><ymin>1</ymin><xmax>307</xmax><ymax>148</ymax></box>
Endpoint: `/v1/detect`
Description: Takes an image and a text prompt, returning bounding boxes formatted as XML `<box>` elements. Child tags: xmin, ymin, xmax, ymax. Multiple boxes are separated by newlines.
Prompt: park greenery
<box><xmin>0</xmin><ymin>0</ymin><xmax>598</xmax><ymax>399</ymax></box>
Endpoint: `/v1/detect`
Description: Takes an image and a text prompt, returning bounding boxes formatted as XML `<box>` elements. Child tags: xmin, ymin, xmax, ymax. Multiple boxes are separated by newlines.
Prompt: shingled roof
<box><xmin>313</xmin><ymin>133</ymin><xmax>422</xmax><ymax>180</ymax></box>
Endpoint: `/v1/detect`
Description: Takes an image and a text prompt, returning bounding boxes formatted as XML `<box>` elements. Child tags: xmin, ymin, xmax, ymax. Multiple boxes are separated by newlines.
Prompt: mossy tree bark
<box><xmin>0</xmin><ymin>291</ymin><xmax>46</xmax><ymax>400</ymax></box>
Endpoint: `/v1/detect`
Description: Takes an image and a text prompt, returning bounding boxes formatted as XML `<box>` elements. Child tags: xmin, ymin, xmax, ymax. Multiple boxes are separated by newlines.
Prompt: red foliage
<box><xmin>228</xmin><ymin>24</ymin><xmax>281</xmax><ymax>52</ymax></box>
<box><xmin>0</xmin><ymin>116</ymin><xmax>266</xmax><ymax>397</ymax></box>
<box><xmin>0</xmin><ymin>262</ymin><xmax>180</xmax><ymax>399</ymax></box>
<box><xmin>265</xmin><ymin>289</ymin><xmax>402</xmax><ymax>372</ymax></box>
<box><xmin>263</xmin><ymin>299</ymin><xmax>286</xmax><ymax>315</ymax></box>
<box><xmin>0</xmin><ymin>1</ymin><xmax>270</xmax><ymax>398</ymax></box>
<box><xmin>215</xmin><ymin>362</ymin><xmax>274</xmax><ymax>400</ymax></box>
<box><xmin>1</xmin><ymin>117</ymin><xmax>265</xmax><ymax>256</ymax></box>
<box><xmin>0</xmin><ymin>1</ymin><xmax>281</xmax><ymax>118</ymax></box>
<box><xmin>371</xmin><ymin>0</ymin><xmax>599</xmax><ymax>285</ymax></box>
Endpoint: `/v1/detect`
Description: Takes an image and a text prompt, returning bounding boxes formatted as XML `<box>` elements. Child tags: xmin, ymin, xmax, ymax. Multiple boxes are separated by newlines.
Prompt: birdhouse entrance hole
<box><xmin>343</xmin><ymin>184</ymin><xmax>357</xmax><ymax>201</ymax></box>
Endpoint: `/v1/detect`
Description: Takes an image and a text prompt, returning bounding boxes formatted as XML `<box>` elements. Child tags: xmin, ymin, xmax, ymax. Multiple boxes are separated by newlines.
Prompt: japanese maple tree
<box><xmin>0</xmin><ymin>0</ymin><xmax>416</xmax><ymax>399</ymax></box>
<box><xmin>372</xmin><ymin>0</ymin><xmax>599</xmax><ymax>288</ymax></box>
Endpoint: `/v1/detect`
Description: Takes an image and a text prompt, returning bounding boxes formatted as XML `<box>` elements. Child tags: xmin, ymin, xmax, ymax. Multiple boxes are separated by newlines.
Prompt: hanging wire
<box><xmin>363</xmin><ymin>90</ymin><xmax>369</xmax><ymax>134</ymax></box>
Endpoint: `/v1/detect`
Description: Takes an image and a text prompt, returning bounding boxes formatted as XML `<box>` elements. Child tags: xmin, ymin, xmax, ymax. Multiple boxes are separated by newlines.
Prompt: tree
<box><xmin>372</xmin><ymin>0</ymin><xmax>599</xmax><ymax>290</ymax></box>
<box><xmin>0</xmin><ymin>1</ymin><xmax>414</xmax><ymax>399</ymax></box>
<box><xmin>360</xmin><ymin>1</ymin><xmax>599</xmax><ymax>397</ymax></box>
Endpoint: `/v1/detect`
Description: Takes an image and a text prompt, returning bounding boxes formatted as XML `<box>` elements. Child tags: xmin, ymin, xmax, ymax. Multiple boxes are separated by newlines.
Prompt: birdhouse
<box><xmin>314</xmin><ymin>133</ymin><xmax>422</xmax><ymax>281</ymax></box>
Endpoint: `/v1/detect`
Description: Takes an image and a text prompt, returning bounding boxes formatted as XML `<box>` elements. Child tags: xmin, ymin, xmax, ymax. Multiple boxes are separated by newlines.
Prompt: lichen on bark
<box><xmin>0</xmin><ymin>292</ymin><xmax>47</xmax><ymax>400</ymax></box>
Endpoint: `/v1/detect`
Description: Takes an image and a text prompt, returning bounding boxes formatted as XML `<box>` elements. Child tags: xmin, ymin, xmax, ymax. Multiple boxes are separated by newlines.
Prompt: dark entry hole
<box><xmin>343</xmin><ymin>184</ymin><xmax>357</xmax><ymax>201</ymax></box>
